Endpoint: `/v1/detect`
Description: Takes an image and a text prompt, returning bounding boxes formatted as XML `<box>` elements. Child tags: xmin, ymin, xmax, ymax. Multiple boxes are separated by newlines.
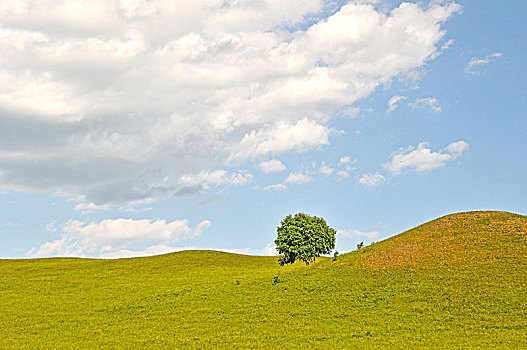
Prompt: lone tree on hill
<box><xmin>275</xmin><ymin>213</ymin><xmax>336</xmax><ymax>266</ymax></box>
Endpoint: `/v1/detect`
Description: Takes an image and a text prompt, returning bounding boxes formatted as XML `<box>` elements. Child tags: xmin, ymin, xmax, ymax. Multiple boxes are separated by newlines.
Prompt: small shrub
<box><xmin>272</xmin><ymin>275</ymin><xmax>280</xmax><ymax>285</ymax></box>
<box><xmin>357</xmin><ymin>242</ymin><xmax>364</xmax><ymax>249</ymax></box>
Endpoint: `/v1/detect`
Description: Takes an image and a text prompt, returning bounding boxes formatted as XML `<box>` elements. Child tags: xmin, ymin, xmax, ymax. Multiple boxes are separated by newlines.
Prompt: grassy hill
<box><xmin>1</xmin><ymin>211</ymin><xmax>526</xmax><ymax>348</ymax></box>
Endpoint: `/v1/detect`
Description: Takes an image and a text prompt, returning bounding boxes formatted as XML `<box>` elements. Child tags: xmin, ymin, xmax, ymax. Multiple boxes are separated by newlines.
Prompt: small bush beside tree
<box><xmin>333</xmin><ymin>251</ymin><xmax>339</xmax><ymax>260</ymax></box>
<box><xmin>275</xmin><ymin>213</ymin><xmax>336</xmax><ymax>265</ymax></box>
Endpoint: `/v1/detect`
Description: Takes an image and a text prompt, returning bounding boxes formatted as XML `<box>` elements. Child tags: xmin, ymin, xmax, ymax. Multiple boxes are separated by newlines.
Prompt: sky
<box><xmin>0</xmin><ymin>0</ymin><xmax>526</xmax><ymax>259</ymax></box>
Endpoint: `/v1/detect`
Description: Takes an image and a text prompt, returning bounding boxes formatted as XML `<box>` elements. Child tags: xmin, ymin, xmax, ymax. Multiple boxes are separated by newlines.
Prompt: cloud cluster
<box><xmin>285</xmin><ymin>172</ymin><xmax>314</xmax><ymax>184</ymax></box>
<box><xmin>28</xmin><ymin>217</ymin><xmax>211</xmax><ymax>257</ymax></box>
<box><xmin>408</xmin><ymin>97</ymin><xmax>441</xmax><ymax>113</ymax></box>
<box><xmin>259</xmin><ymin>159</ymin><xmax>286</xmax><ymax>174</ymax></box>
<box><xmin>262</xmin><ymin>157</ymin><xmax>352</xmax><ymax>190</ymax></box>
<box><xmin>358</xmin><ymin>172</ymin><xmax>387</xmax><ymax>188</ymax></box>
<box><xmin>383</xmin><ymin>140</ymin><xmax>468</xmax><ymax>174</ymax></box>
<box><xmin>0</xmin><ymin>0</ymin><xmax>460</xmax><ymax>206</ymax></box>
<box><xmin>358</xmin><ymin>140</ymin><xmax>468</xmax><ymax>188</ymax></box>
<box><xmin>177</xmin><ymin>169</ymin><xmax>253</xmax><ymax>197</ymax></box>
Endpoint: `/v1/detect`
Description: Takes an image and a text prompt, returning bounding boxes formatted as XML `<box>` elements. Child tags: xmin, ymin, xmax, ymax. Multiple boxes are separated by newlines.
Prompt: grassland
<box><xmin>1</xmin><ymin>211</ymin><xmax>526</xmax><ymax>348</ymax></box>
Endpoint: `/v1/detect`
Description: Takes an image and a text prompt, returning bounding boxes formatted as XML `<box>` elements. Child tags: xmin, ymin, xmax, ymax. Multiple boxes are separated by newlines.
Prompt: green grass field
<box><xmin>1</xmin><ymin>211</ymin><xmax>526</xmax><ymax>348</ymax></box>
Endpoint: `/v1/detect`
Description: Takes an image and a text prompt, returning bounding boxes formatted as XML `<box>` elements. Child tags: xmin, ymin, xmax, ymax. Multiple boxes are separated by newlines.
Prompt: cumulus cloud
<box><xmin>259</xmin><ymin>159</ymin><xmax>286</xmax><ymax>174</ymax></box>
<box><xmin>443</xmin><ymin>140</ymin><xmax>470</xmax><ymax>158</ymax></box>
<box><xmin>465</xmin><ymin>52</ymin><xmax>502</xmax><ymax>75</ymax></box>
<box><xmin>335</xmin><ymin>170</ymin><xmax>350</xmax><ymax>181</ymax></box>
<box><xmin>285</xmin><ymin>172</ymin><xmax>314</xmax><ymax>184</ymax></box>
<box><xmin>339</xmin><ymin>156</ymin><xmax>351</xmax><ymax>165</ymax></box>
<box><xmin>179</xmin><ymin>170</ymin><xmax>252</xmax><ymax>188</ymax></box>
<box><xmin>27</xmin><ymin>217</ymin><xmax>211</xmax><ymax>257</ymax></box>
<box><xmin>383</xmin><ymin>140</ymin><xmax>469</xmax><ymax>175</ymax></box>
<box><xmin>409</xmin><ymin>97</ymin><xmax>441</xmax><ymax>113</ymax></box>
<box><xmin>0</xmin><ymin>0</ymin><xmax>460</xmax><ymax>205</ymax></box>
<box><xmin>233</xmin><ymin>118</ymin><xmax>332</xmax><ymax>159</ymax></box>
<box><xmin>317</xmin><ymin>161</ymin><xmax>334</xmax><ymax>176</ymax></box>
<box><xmin>358</xmin><ymin>172</ymin><xmax>386</xmax><ymax>188</ymax></box>
<box><xmin>336</xmin><ymin>156</ymin><xmax>356</xmax><ymax>180</ymax></box>
<box><xmin>175</xmin><ymin>170</ymin><xmax>252</xmax><ymax>197</ymax></box>
<box><xmin>386</xmin><ymin>95</ymin><xmax>407</xmax><ymax>113</ymax></box>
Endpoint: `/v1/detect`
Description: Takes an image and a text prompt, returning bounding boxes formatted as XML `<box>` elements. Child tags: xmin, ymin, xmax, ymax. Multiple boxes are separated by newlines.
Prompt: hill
<box><xmin>0</xmin><ymin>211</ymin><xmax>525</xmax><ymax>348</ymax></box>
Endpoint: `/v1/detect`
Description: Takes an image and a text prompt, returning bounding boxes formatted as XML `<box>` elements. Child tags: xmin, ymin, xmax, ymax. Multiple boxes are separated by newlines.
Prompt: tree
<box><xmin>275</xmin><ymin>213</ymin><xmax>336</xmax><ymax>266</ymax></box>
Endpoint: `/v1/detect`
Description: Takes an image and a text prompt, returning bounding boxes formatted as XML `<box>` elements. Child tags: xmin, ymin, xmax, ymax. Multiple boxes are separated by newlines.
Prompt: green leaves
<box><xmin>275</xmin><ymin>213</ymin><xmax>336</xmax><ymax>265</ymax></box>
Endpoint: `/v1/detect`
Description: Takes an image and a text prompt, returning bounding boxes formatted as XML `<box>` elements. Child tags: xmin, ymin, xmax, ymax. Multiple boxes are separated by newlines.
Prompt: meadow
<box><xmin>1</xmin><ymin>211</ymin><xmax>526</xmax><ymax>348</ymax></box>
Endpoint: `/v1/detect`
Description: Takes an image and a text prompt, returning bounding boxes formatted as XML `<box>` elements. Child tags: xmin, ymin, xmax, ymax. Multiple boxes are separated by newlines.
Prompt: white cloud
<box><xmin>285</xmin><ymin>172</ymin><xmax>314</xmax><ymax>184</ymax></box>
<box><xmin>338</xmin><ymin>156</ymin><xmax>351</xmax><ymax>165</ymax></box>
<box><xmin>259</xmin><ymin>159</ymin><xmax>286</xmax><ymax>174</ymax></box>
<box><xmin>386</xmin><ymin>95</ymin><xmax>407</xmax><ymax>113</ymax></box>
<box><xmin>340</xmin><ymin>106</ymin><xmax>361</xmax><ymax>119</ymax></box>
<box><xmin>335</xmin><ymin>170</ymin><xmax>350</xmax><ymax>181</ymax></box>
<box><xmin>383</xmin><ymin>140</ymin><xmax>469</xmax><ymax>175</ymax></box>
<box><xmin>337</xmin><ymin>156</ymin><xmax>356</xmax><ymax>179</ymax></box>
<box><xmin>179</xmin><ymin>170</ymin><xmax>230</xmax><ymax>188</ymax></box>
<box><xmin>74</xmin><ymin>202</ymin><xmax>110</xmax><ymax>214</ymax></box>
<box><xmin>443</xmin><ymin>140</ymin><xmax>470</xmax><ymax>158</ymax></box>
<box><xmin>318</xmin><ymin>161</ymin><xmax>334</xmax><ymax>176</ymax></box>
<box><xmin>259</xmin><ymin>244</ymin><xmax>278</xmax><ymax>256</ymax></box>
<box><xmin>27</xmin><ymin>218</ymin><xmax>211</xmax><ymax>257</ymax></box>
<box><xmin>233</xmin><ymin>118</ymin><xmax>332</xmax><ymax>159</ymax></box>
<box><xmin>409</xmin><ymin>97</ymin><xmax>441</xmax><ymax>113</ymax></box>
<box><xmin>338</xmin><ymin>229</ymin><xmax>380</xmax><ymax>240</ymax></box>
<box><xmin>229</xmin><ymin>172</ymin><xmax>254</xmax><ymax>186</ymax></box>
<box><xmin>262</xmin><ymin>183</ymin><xmax>287</xmax><ymax>191</ymax></box>
<box><xmin>178</xmin><ymin>170</ymin><xmax>253</xmax><ymax>193</ymax></box>
<box><xmin>0</xmin><ymin>1</ymin><xmax>461</xmax><ymax>205</ymax></box>
<box><xmin>441</xmin><ymin>39</ymin><xmax>454</xmax><ymax>51</ymax></box>
<box><xmin>358</xmin><ymin>172</ymin><xmax>386</xmax><ymax>188</ymax></box>
<box><xmin>465</xmin><ymin>52</ymin><xmax>502</xmax><ymax>75</ymax></box>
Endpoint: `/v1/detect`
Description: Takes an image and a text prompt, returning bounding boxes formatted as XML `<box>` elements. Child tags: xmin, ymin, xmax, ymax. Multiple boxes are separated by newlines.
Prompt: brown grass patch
<box><xmin>357</xmin><ymin>211</ymin><xmax>527</xmax><ymax>270</ymax></box>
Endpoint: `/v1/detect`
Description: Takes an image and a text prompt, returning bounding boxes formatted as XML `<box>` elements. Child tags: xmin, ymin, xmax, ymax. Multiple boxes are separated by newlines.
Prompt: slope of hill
<box><xmin>0</xmin><ymin>211</ymin><xmax>525</xmax><ymax>348</ymax></box>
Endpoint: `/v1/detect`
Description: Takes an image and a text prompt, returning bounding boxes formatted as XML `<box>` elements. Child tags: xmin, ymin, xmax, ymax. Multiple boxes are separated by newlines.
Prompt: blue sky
<box><xmin>1</xmin><ymin>0</ymin><xmax>525</xmax><ymax>258</ymax></box>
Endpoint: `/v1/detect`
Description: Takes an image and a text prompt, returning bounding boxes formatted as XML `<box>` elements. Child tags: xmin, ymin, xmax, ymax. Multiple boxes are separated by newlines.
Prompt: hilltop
<box><xmin>345</xmin><ymin>210</ymin><xmax>526</xmax><ymax>269</ymax></box>
<box><xmin>0</xmin><ymin>211</ymin><xmax>525</xmax><ymax>348</ymax></box>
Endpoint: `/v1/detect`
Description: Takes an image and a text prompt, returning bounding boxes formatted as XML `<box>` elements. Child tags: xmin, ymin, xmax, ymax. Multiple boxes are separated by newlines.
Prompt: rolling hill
<box><xmin>0</xmin><ymin>211</ymin><xmax>525</xmax><ymax>348</ymax></box>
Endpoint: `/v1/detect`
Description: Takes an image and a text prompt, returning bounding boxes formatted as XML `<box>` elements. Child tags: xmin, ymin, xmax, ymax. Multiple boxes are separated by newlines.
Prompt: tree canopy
<box><xmin>275</xmin><ymin>213</ymin><xmax>336</xmax><ymax>265</ymax></box>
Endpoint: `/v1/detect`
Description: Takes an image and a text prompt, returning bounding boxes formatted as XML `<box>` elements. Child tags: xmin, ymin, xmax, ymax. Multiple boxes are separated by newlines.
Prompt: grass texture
<box><xmin>1</xmin><ymin>211</ymin><xmax>526</xmax><ymax>348</ymax></box>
